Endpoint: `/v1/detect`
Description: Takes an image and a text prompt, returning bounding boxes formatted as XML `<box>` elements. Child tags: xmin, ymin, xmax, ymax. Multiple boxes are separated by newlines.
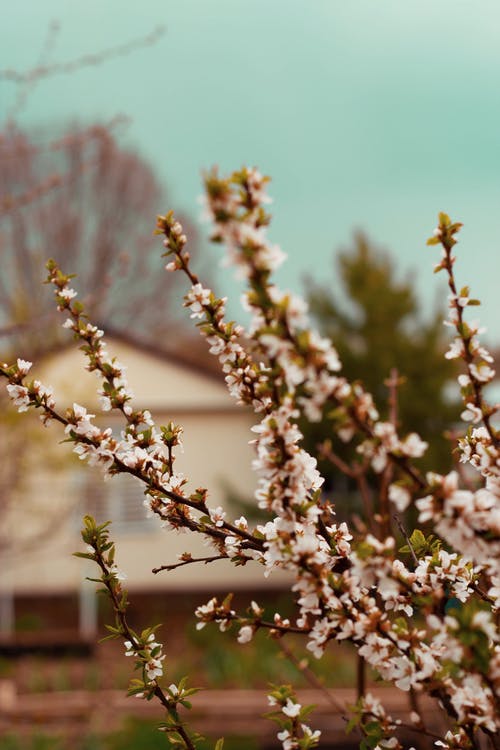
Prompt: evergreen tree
<box><xmin>303</xmin><ymin>232</ymin><xmax>459</xmax><ymax>493</ymax></box>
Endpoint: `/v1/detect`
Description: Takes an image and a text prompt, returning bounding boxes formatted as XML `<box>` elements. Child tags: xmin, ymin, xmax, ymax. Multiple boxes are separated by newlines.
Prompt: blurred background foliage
<box><xmin>302</xmin><ymin>234</ymin><xmax>460</xmax><ymax>514</ymax></box>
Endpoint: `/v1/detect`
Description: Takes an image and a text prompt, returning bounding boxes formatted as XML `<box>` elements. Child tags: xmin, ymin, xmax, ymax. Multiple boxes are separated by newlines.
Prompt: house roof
<box><xmin>32</xmin><ymin>327</ymin><xmax>241</xmax><ymax>413</ymax></box>
<box><xmin>100</xmin><ymin>326</ymin><xmax>225</xmax><ymax>380</ymax></box>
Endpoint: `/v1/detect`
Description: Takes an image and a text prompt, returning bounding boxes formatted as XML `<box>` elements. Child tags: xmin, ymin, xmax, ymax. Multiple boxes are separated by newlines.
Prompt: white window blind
<box><xmin>83</xmin><ymin>473</ymin><xmax>155</xmax><ymax>534</ymax></box>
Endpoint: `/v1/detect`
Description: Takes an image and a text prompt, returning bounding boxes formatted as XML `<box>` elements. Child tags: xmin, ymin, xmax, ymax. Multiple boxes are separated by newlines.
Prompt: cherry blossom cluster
<box><xmin>4</xmin><ymin>357</ymin><xmax>56</xmax><ymax>424</ymax></box>
<box><xmin>2</xmin><ymin>176</ymin><xmax>500</xmax><ymax>748</ymax></box>
<box><xmin>416</xmin><ymin>470</ymin><xmax>500</xmax><ymax>575</ymax></box>
<box><xmin>266</xmin><ymin>685</ymin><xmax>321</xmax><ymax>750</ymax></box>
<box><xmin>157</xmin><ymin>184</ymin><xmax>500</xmax><ymax>747</ymax></box>
<box><xmin>424</xmin><ymin>215</ymin><xmax>499</xmax><ymax>584</ymax></box>
<box><xmin>124</xmin><ymin>632</ymin><xmax>165</xmax><ymax>681</ymax></box>
<box><xmin>347</xmin><ymin>692</ymin><xmax>412</xmax><ymax>750</ymax></box>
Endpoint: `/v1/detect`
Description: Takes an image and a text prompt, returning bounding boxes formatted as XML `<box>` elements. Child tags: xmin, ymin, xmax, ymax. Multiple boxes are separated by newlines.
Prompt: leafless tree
<box><xmin>0</xmin><ymin>122</ymin><xmax>199</xmax><ymax>356</ymax></box>
<box><xmin>0</xmin><ymin>22</ymin><xmax>200</xmax><ymax>356</ymax></box>
<box><xmin>0</xmin><ymin>24</ymin><xmax>201</xmax><ymax>568</ymax></box>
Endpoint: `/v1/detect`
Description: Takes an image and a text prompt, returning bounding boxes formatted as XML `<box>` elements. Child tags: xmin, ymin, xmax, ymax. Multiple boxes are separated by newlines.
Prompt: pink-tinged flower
<box><xmin>184</xmin><ymin>283</ymin><xmax>212</xmax><ymax>318</ymax></box>
<box><xmin>32</xmin><ymin>380</ymin><xmax>56</xmax><ymax>410</ymax></box>
<box><xmin>209</xmin><ymin>506</ymin><xmax>226</xmax><ymax>527</ymax></box>
<box><xmin>301</xmin><ymin>725</ymin><xmax>321</xmax><ymax>744</ymax></box>
<box><xmin>195</xmin><ymin>597</ymin><xmax>221</xmax><ymax>629</ymax></box>
<box><xmin>388</xmin><ymin>484</ymin><xmax>411</xmax><ymax>512</ymax></box>
<box><xmin>145</xmin><ymin>657</ymin><xmax>164</xmax><ymax>680</ymax></box>
<box><xmin>375</xmin><ymin>739</ymin><xmax>400</xmax><ymax>749</ymax></box>
<box><xmin>445</xmin><ymin>338</ymin><xmax>464</xmax><ymax>360</ymax></box>
<box><xmin>58</xmin><ymin>286</ymin><xmax>77</xmax><ymax>302</ymax></box>
<box><xmin>65</xmin><ymin>402</ymin><xmax>99</xmax><ymax>438</ymax></box>
<box><xmin>276</xmin><ymin>728</ymin><xmax>293</xmax><ymax>750</ymax></box>
<box><xmin>125</xmin><ymin>633</ymin><xmax>166</xmax><ymax>682</ymax></box>
<box><xmin>237</xmin><ymin>625</ymin><xmax>254</xmax><ymax>644</ymax></box>
<box><xmin>16</xmin><ymin>358</ymin><xmax>32</xmax><ymax>375</ymax></box>
<box><xmin>6</xmin><ymin>383</ymin><xmax>30</xmax><ymax>411</ymax></box>
<box><xmin>99</xmin><ymin>395</ymin><xmax>112</xmax><ymax>411</ymax></box>
<box><xmin>391</xmin><ymin>656</ymin><xmax>415</xmax><ymax>691</ymax></box>
<box><xmin>443</xmin><ymin>305</ymin><xmax>460</xmax><ymax>327</ymax></box>
<box><xmin>449</xmin><ymin>674</ymin><xmax>496</xmax><ymax>732</ymax></box>
<box><xmin>475</xmin><ymin>345</ymin><xmax>494</xmax><ymax>363</ymax></box>
<box><xmin>434</xmin><ymin>730</ymin><xmax>469</xmax><ymax>748</ymax></box>
<box><xmin>358</xmin><ymin>633</ymin><xmax>390</xmax><ymax>665</ymax></box>
<box><xmin>401</xmin><ymin>432</ymin><xmax>428</xmax><ymax>458</ymax></box>
<box><xmin>460</xmin><ymin>404</ymin><xmax>483</xmax><ymax>423</ymax></box>
<box><xmin>470</xmin><ymin>362</ymin><xmax>495</xmax><ymax>383</ymax></box>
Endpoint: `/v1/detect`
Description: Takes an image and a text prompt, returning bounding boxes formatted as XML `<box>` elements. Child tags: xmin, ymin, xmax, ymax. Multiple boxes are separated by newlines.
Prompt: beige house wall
<box><xmin>3</xmin><ymin>337</ymin><xmax>279</xmax><ymax>597</ymax></box>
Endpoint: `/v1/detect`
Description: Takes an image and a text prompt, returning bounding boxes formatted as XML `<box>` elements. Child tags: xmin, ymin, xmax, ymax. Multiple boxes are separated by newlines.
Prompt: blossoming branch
<box><xmin>1</xmin><ymin>172</ymin><xmax>499</xmax><ymax>750</ymax></box>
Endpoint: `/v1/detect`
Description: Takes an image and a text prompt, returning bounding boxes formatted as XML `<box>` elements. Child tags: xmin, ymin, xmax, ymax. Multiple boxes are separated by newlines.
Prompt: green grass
<box><xmin>185</xmin><ymin>622</ymin><xmax>357</xmax><ymax>690</ymax></box>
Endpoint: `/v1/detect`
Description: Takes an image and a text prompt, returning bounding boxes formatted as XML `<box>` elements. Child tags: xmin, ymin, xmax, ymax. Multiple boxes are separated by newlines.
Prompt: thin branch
<box><xmin>153</xmin><ymin>554</ymin><xmax>227</xmax><ymax>575</ymax></box>
<box><xmin>0</xmin><ymin>27</ymin><xmax>165</xmax><ymax>84</ymax></box>
<box><xmin>393</xmin><ymin>513</ymin><xmax>418</xmax><ymax>566</ymax></box>
<box><xmin>277</xmin><ymin>639</ymin><xmax>349</xmax><ymax>717</ymax></box>
<box><xmin>8</xmin><ymin>20</ymin><xmax>60</xmax><ymax>120</ymax></box>
<box><xmin>408</xmin><ymin>686</ymin><xmax>426</xmax><ymax>735</ymax></box>
<box><xmin>379</xmin><ymin>368</ymin><xmax>402</xmax><ymax>539</ymax></box>
<box><xmin>92</xmin><ymin>545</ymin><xmax>197</xmax><ymax>750</ymax></box>
<box><xmin>319</xmin><ymin>440</ymin><xmax>376</xmax><ymax>533</ymax></box>
<box><xmin>278</xmin><ymin>641</ymin><xmax>446</xmax><ymax>744</ymax></box>
<box><xmin>356</xmin><ymin>654</ymin><xmax>366</xmax><ymax>702</ymax></box>
<box><xmin>438</xmin><ymin>230</ymin><xmax>499</xmax><ymax>450</ymax></box>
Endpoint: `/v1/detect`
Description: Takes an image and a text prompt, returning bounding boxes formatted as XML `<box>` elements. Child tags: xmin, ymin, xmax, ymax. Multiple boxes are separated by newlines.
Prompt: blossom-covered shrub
<box><xmin>1</xmin><ymin>170</ymin><xmax>499</xmax><ymax>750</ymax></box>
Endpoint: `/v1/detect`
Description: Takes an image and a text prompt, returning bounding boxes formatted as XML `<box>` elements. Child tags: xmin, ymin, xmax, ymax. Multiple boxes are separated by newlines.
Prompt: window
<box><xmin>82</xmin><ymin>472</ymin><xmax>156</xmax><ymax>534</ymax></box>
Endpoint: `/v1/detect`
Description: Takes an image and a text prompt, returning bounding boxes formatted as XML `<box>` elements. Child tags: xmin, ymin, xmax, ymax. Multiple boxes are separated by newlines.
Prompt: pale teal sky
<box><xmin>2</xmin><ymin>0</ymin><xmax>500</xmax><ymax>339</ymax></box>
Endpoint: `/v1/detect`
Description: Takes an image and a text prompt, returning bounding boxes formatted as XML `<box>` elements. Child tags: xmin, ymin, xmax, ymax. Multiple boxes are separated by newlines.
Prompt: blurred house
<box><xmin>0</xmin><ymin>333</ymin><xmax>267</xmax><ymax>641</ymax></box>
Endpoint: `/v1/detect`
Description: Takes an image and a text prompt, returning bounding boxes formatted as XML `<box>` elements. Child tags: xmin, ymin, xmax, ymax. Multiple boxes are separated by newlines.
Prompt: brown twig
<box><xmin>319</xmin><ymin>440</ymin><xmax>376</xmax><ymax>533</ymax></box>
<box><xmin>356</xmin><ymin>654</ymin><xmax>366</xmax><ymax>702</ymax></box>
<box><xmin>438</xmin><ymin>229</ymin><xmax>499</xmax><ymax>450</ymax></box>
<box><xmin>393</xmin><ymin>513</ymin><xmax>418</xmax><ymax>566</ymax></box>
<box><xmin>1</xmin><ymin>26</ymin><xmax>165</xmax><ymax>84</ymax></box>
<box><xmin>277</xmin><ymin>639</ymin><xmax>348</xmax><ymax>717</ymax></box>
<box><xmin>92</xmin><ymin>545</ymin><xmax>197</xmax><ymax>750</ymax></box>
<box><xmin>379</xmin><ymin>368</ymin><xmax>402</xmax><ymax>539</ymax></box>
<box><xmin>153</xmin><ymin>554</ymin><xmax>227</xmax><ymax>575</ymax></box>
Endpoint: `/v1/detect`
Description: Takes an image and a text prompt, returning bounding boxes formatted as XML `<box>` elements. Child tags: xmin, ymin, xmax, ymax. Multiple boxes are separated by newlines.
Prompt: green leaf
<box><xmin>345</xmin><ymin>715</ymin><xmax>359</xmax><ymax>734</ymax></box>
<box><xmin>73</xmin><ymin>552</ymin><xmax>95</xmax><ymax>560</ymax></box>
<box><xmin>99</xmin><ymin>632</ymin><xmax>121</xmax><ymax>643</ymax></box>
<box><xmin>409</xmin><ymin>528</ymin><xmax>426</xmax><ymax>546</ymax></box>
